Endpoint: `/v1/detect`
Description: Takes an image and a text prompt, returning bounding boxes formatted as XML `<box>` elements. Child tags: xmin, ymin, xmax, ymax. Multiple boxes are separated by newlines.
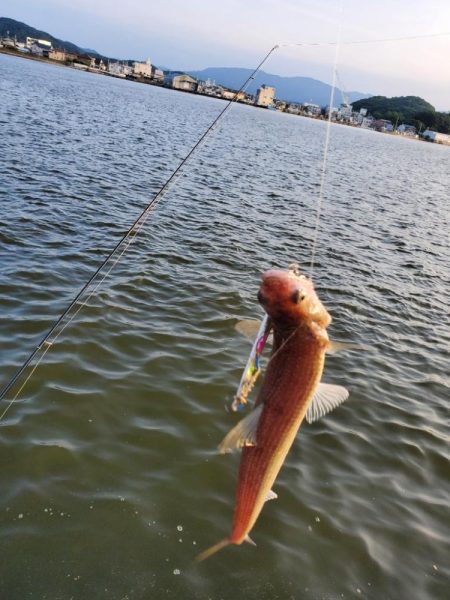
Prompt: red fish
<box><xmin>197</xmin><ymin>267</ymin><xmax>349</xmax><ymax>561</ymax></box>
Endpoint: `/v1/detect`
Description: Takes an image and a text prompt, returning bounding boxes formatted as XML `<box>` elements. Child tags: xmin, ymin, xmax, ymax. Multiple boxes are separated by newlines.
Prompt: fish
<box><xmin>196</xmin><ymin>267</ymin><xmax>350</xmax><ymax>561</ymax></box>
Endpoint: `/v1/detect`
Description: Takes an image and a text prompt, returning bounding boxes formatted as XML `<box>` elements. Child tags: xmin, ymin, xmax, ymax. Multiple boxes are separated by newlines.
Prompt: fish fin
<box><xmin>235</xmin><ymin>320</ymin><xmax>273</xmax><ymax>345</ymax></box>
<box><xmin>235</xmin><ymin>319</ymin><xmax>261</xmax><ymax>342</ymax></box>
<box><xmin>265</xmin><ymin>490</ymin><xmax>278</xmax><ymax>502</ymax></box>
<box><xmin>326</xmin><ymin>341</ymin><xmax>367</xmax><ymax>355</ymax></box>
<box><xmin>306</xmin><ymin>383</ymin><xmax>349</xmax><ymax>424</ymax></box>
<box><xmin>195</xmin><ymin>538</ymin><xmax>230</xmax><ymax>562</ymax></box>
<box><xmin>218</xmin><ymin>405</ymin><xmax>263</xmax><ymax>454</ymax></box>
<box><xmin>245</xmin><ymin>535</ymin><xmax>257</xmax><ymax>546</ymax></box>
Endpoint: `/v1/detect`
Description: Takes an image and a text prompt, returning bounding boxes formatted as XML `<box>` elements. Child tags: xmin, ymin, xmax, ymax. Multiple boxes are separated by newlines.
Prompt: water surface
<box><xmin>0</xmin><ymin>53</ymin><xmax>449</xmax><ymax>599</ymax></box>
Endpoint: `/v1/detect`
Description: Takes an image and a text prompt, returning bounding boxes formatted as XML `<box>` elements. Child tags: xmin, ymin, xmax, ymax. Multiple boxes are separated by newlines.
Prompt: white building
<box><xmin>108</xmin><ymin>62</ymin><xmax>129</xmax><ymax>77</ymax></box>
<box><xmin>423</xmin><ymin>130</ymin><xmax>450</xmax><ymax>145</ymax></box>
<box><xmin>26</xmin><ymin>36</ymin><xmax>52</xmax><ymax>49</ymax></box>
<box><xmin>152</xmin><ymin>68</ymin><xmax>164</xmax><ymax>81</ymax></box>
<box><xmin>255</xmin><ymin>85</ymin><xmax>275</xmax><ymax>107</ymax></box>
<box><xmin>166</xmin><ymin>73</ymin><xmax>198</xmax><ymax>92</ymax></box>
<box><xmin>133</xmin><ymin>59</ymin><xmax>152</xmax><ymax>77</ymax></box>
<box><xmin>338</xmin><ymin>103</ymin><xmax>353</xmax><ymax>120</ymax></box>
<box><xmin>361</xmin><ymin>116</ymin><xmax>374</xmax><ymax>129</ymax></box>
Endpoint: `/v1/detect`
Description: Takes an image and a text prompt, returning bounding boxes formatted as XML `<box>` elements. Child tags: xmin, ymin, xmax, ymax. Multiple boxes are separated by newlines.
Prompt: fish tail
<box><xmin>195</xmin><ymin>538</ymin><xmax>231</xmax><ymax>562</ymax></box>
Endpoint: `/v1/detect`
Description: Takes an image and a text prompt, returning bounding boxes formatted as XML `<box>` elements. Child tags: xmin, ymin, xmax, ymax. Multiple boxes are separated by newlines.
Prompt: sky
<box><xmin>4</xmin><ymin>0</ymin><xmax>450</xmax><ymax>110</ymax></box>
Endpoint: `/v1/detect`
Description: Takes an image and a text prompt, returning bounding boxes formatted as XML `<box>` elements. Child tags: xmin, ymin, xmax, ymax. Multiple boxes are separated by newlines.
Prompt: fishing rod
<box><xmin>1</xmin><ymin>29</ymin><xmax>449</xmax><ymax>411</ymax></box>
<box><xmin>0</xmin><ymin>46</ymin><xmax>279</xmax><ymax>409</ymax></box>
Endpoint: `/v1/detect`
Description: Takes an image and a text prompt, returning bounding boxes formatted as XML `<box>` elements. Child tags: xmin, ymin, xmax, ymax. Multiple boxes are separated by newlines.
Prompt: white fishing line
<box><xmin>2</xmin><ymin>26</ymin><xmax>450</xmax><ymax>415</ymax></box>
<box><xmin>309</xmin><ymin>3</ymin><xmax>343</xmax><ymax>277</ymax></box>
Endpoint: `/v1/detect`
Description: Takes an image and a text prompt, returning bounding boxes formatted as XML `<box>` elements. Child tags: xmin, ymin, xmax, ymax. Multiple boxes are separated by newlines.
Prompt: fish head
<box><xmin>258</xmin><ymin>269</ymin><xmax>331</xmax><ymax>328</ymax></box>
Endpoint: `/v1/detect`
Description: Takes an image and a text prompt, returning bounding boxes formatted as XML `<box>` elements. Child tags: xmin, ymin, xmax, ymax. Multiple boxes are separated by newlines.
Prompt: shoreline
<box><xmin>1</xmin><ymin>47</ymin><xmax>447</xmax><ymax>147</ymax></box>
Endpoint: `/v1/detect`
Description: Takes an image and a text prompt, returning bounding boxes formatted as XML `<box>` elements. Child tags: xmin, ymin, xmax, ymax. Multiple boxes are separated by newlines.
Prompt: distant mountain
<box><xmin>0</xmin><ymin>17</ymin><xmax>101</xmax><ymax>56</ymax></box>
<box><xmin>188</xmin><ymin>67</ymin><xmax>371</xmax><ymax>106</ymax></box>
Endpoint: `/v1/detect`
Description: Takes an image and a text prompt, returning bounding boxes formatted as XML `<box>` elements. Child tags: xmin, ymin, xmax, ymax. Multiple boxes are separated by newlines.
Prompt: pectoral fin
<box><xmin>327</xmin><ymin>341</ymin><xmax>367</xmax><ymax>355</ymax></box>
<box><xmin>235</xmin><ymin>320</ymin><xmax>273</xmax><ymax>345</ymax></box>
<box><xmin>235</xmin><ymin>319</ymin><xmax>261</xmax><ymax>341</ymax></box>
<box><xmin>306</xmin><ymin>383</ymin><xmax>349</xmax><ymax>424</ymax></box>
<box><xmin>218</xmin><ymin>405</ymin><xmax>263</xmax><ymax>454</ymax></box>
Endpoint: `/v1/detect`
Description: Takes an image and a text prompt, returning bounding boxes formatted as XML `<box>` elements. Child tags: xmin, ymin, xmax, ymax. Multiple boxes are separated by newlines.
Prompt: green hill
<box><xmin>352</xmin><ymin>95</ymin><xmax>450</xmax><ymax>134</ymax></box>
<box><xmin>352</xmin><ymin>95</ymin><xmax>434</xmax><ymax>122</ymax></box>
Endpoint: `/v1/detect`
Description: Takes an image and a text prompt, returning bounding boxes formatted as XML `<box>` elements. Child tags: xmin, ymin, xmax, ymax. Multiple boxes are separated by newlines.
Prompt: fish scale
<box><xmin>196</xmin><ymin>268</ymin><xmax>350</xmax><ymax>562</ymax></box>
<box><xmin>231</xmin><ymin>329</ymin><xmax>326</xmax><ymax>543</ymax></box>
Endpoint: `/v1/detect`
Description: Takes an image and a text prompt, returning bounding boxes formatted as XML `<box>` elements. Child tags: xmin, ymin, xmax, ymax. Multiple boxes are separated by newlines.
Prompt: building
<box><xmin>303</xmin><ymin>103</ymin><xmax>321</xmax><ymax>116</ymax></box>
<box><xmin>89</xmin><ymin>57</ymin><xmax>106</xmax><ymax>71</ymax></box>
<box><xmin>152</xmin><ymin>67</ymin><xmax>164</xmax><ymax>81</ymax></box>
<box><xmin>49</xmin><ymin>49</ymin><xmax>66</xmax><ymax>61</ymax></box>
<box><xmin>285</xmin><ymin>103</ymin><xmax>302</xmax><ymax>115</ymax></box>
<box><xmin>423</xmin><ymin>130</ymin><xmax>450</xmax><ymax>145</ymax></box>
<box><xmin>165</xmin><ymin>73</ymin><xmax>198</xmax><ymax>92</ymax></box>
<box><xmin>397</xmin><ymin>124</ymin><xmax>416</xmax><ymax>136</ymax></box>
<box><xmin>26</xmin><ymin>37</ymin><xmax>52</xmax><ymax>50</ymax></box>
<box><xmin>133</xmin><ymin>59</ymin><xmax>152</xmax><ymax>78</ymax></box>
<box><xmin>372</xmin><ymin>119</ymin><xmax>394</xmax><ymax>132</ymax></box>
<box><xmin>221</xmin><ymin>89</ymin><xmax>247</xmax><ymax>101</ymax></box>
<box><xmin>1</xmin><ymin>35</ymin><xmax>17</xmax><ymax>48</ymax></box>
<box><xmin>255</xmin><ymin>85</ymin><xmax>275</xmax><ymax>107</ymax></box>
<box><xmin>108</xmin><ymin>61</ymin><xmax>133</xmax><ymax>76</ymax></box>
<box><xmin>337</xmin><ymin>103</ymin><xmax>353</xmax><ymax>120</ymax></box>
<box><xmin>197</xmin><ymin>79</ymin><xmax>224</xmax><ymax>97</ymax></box>
<box><xmin>29</xmin><ymin>41</ymin><xmax>52</xmax><ymax>58</ymax></box>
<box><xmin>360</xmin><ymin>116</ymin><xmax>374</xmax><ymax>129</ymax></box>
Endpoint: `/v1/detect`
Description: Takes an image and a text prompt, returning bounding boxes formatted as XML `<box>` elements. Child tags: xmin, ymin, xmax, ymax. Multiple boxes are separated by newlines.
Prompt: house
<box><xmin>74</xmin><ymin>53</ymin><xmax>93</xmax><ymax>67</ymax></box>
<box><xmin>165</xmin><ymin>72</ymin><xmax>198</xmax><ymax>92</ymax></box>
<box><xmin>49</xmin><ymin>49</ymin><xmax>66</xmax><ymax>62</ymax></box>
<box><xmin>338</xmin><ymin>103</ymin><xmax>353</xmax><ymax>120</ymax></box>
<box><xmin>26</xmin><ymin>36</ymin><xmax>52</xmax><ymax>50</ymax></box>
<box><xmin>285</xmin><ymin>103</ymin><xmax>301</xmax><ymax>115</ymax></box>
<box><xmin>29</xmin><ymin>39</ymin><xmax>52</xmax><ymax>58</ymax></box>
<box><xmin>304</xmin><ymin>103</ymin><xmax>322</xmax><ymax>116</ymax></box>
<box><xmin>1</xmin><ymin>35</ymin><xmax>17</xmax><ymax>48</ymax></box>
<box><xmin>360</xmin><ymin>116</ymin><xmax>374</xmax><ymax>129</ymax></box>
<box><xmin>255</xmin><ymin>85</ymin><xmax>275</xmax><ymax>107</ymax></box>
<box><xmin>372</xmin><ymin>119</ymin><xmax>394</xmax><ymax>132</ymax></box>
<box><xmin>397</xmin><ymin>124</ymin><xmax>416</xmax><ymax>136</ymax></box>
<box><xmin>422</xmin><ymin>130</ymin><xmax>450</xmax><ymax>145</ymax></box>
<box><xmin>89</xmin><ymin>57</ymin><xmax>106</xmax><ymax>71</ymax></box>
<box><xmin>197</xmin><ymin>79</ymin><xmax>224</xmax><ymax>97</ymax></box>
<box><xmin>152</xmin><ymin>67</ymin><xmax>164</xmax><ymax>81</ymax></box>
<box><xmin>221</xmin><ymin>89</ymin><xmax>247</xmax><ymax>101</ymax></box>
<box><xmin>133</xmin><ymin>60</ymin><xmax>152</xmax><ymax>78</ymax></box>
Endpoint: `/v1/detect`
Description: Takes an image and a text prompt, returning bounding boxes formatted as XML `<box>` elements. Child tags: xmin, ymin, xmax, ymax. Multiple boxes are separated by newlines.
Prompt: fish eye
<box><xmin>257</xmin><ymin>290</ymin><xmax>266</xmax><ymax>304</ymax></box>
<box><xmin>293</xmin><ymin>289</ymin><xmax>306</xmax><ymax>304</ymax></box>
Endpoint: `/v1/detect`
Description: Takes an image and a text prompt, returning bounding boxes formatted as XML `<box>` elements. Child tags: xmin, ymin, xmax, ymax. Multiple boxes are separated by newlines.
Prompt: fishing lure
<box><xmin>231</xmin><ymin>315</ymin><xmax>270</xmax><ymax>411</ymax></box>
<box><xmin>231</xmin><ymin>264</ymin><xmax>301</xmax><ymax>412</ymax></box>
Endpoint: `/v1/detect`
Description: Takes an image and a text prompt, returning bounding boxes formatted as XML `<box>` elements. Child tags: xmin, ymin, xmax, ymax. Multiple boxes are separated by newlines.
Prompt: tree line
<box><xmin>351</xmin><ymin>95</ymin><xmax>450</xmax><ymax>134</ymax></box>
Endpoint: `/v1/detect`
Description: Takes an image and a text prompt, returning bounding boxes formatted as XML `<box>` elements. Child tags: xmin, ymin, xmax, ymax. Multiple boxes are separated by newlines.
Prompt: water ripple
<box><xmin>0</xmin><ymin>53</ymin><xmax>449</xmax><ymax>599</ymax></box>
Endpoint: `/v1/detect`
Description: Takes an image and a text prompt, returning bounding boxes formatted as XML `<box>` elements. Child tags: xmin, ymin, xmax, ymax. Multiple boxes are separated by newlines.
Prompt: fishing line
<box><xmin>0</xmin><ymin>46</ymin><xmax>279</xmax><ymax>412</ymax></box>
<box><xmin>308</xmin><ymin>4</ymin><xmax>343</xmax><ymax>277</ymax></box>
<box><xmin>277</xmin><ymin>30</ymin><xmax>450</xmax><ymax>49</ymax></box>
<box><xmin>2</xmin><ymin>28</ymin><xmax>449</xmax><ymax>413</ymax></box>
